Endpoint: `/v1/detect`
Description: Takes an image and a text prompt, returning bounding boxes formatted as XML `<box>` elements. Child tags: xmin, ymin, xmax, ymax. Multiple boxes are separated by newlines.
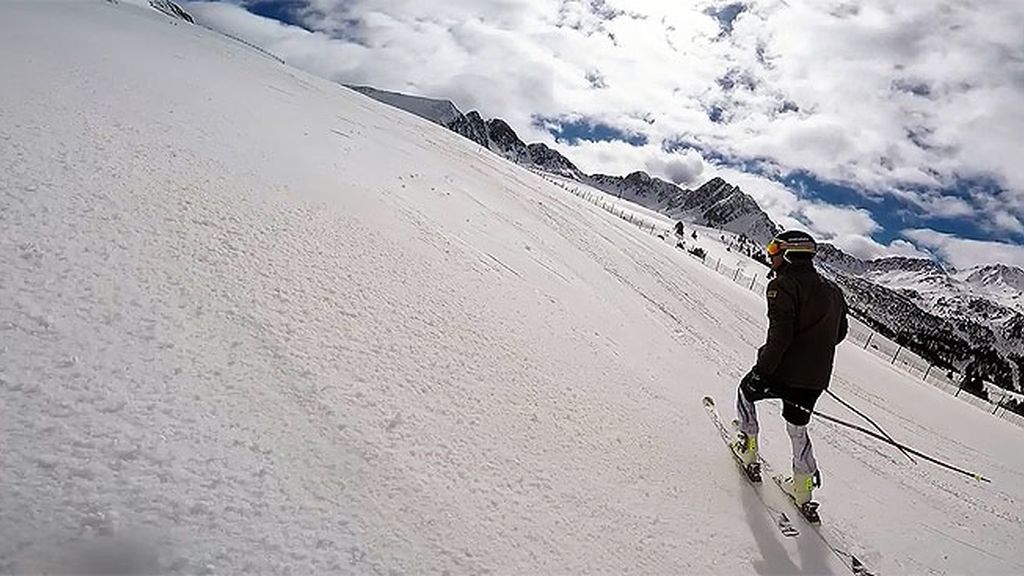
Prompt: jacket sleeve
<box><xmin>837</xmin><ymin>295</ymin><xmax>849</xmax><ymax>344</ymax></box>
<box><xmin>756</xmin><ymin>277</ymin><xmax>796</xmax><ymax>377</ymax></box>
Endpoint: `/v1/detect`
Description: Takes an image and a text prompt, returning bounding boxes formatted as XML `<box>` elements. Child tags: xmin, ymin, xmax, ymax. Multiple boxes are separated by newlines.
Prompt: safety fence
<box><xmin>536</xmin><ymin>173</ymin><xmax>663</xmax><ymax>236</ymax></box>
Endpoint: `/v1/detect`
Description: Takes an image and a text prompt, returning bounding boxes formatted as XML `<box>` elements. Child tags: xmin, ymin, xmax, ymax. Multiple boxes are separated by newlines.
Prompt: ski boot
<box><xmin>781</xmin><ymin>471</ymin><xmax>821</xmax><ymax>523</ymax></box>
<box><xmin>731</xmin><ymin>432</ymin><xmax>761</xmax><ymax>482</ymax></box>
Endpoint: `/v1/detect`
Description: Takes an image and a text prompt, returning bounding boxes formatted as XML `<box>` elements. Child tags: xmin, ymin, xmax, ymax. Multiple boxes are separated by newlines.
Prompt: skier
<box><xmin>733</xmin><ymin>230</ymin><xmax>848</xmax><ymax>507</ymax></box>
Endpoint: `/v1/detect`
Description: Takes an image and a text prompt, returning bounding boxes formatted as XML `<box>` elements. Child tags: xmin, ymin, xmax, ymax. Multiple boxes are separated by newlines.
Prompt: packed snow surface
<box><xmin>2</xmin><ymin>1</ymin><xmax>1023</xmax><ymax>574</ymax></box>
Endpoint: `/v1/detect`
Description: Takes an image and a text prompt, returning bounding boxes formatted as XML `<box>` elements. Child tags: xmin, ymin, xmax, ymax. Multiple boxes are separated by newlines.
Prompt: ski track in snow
<box><xmin>1</xmin><ymin>1</ymin><xmax>1023</xmax><ymax>574</ymax></box>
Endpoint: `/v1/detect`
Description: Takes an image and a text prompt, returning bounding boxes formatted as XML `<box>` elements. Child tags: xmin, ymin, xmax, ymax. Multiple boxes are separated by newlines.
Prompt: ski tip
<box><xmin>702</xmin><ymin>395</ymin><xmax>715</xmax><ymax>407</ymax></box>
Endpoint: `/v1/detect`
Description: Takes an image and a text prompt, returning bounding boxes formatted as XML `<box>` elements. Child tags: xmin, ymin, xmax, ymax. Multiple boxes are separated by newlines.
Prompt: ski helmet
<box><xmin>766</xmin><ymin>230</ymin><xmax>816</xmax><ymax>262</ymax></box>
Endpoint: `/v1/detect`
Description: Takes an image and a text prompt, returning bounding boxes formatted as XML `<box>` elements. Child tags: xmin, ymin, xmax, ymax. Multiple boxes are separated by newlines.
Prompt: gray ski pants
<box><xmin>737</xmin><ymin>388</ymin><xmax>819</xmax><ymax>475</ymax></box>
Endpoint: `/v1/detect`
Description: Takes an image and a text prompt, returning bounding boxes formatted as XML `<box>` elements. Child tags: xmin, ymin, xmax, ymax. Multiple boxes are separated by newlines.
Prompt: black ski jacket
<box><xmin>755</xmin><ymin>260</ymin><xmax>848</xmax><ymax>390</ymax></box>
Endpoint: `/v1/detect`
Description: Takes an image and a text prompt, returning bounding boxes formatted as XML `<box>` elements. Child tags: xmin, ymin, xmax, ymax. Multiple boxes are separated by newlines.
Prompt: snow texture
<box><xmin>2</xmin><ymin>1</ymin><xmax>1023</xmax><ymax>574</ymax></box>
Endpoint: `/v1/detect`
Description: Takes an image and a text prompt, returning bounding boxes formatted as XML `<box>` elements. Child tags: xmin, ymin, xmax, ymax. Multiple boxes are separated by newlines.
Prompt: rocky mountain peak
<box><xmin>348</xmin><ymin>87</ymin><xmax>586</xmax><ymax>178</ymax></box>
<box><xmin>119</xmin><ymin>0</ymin><xmax>194</xmax><ymax>22</ymax></box>
<box><xmin>963</xmin><ymin>263</ymin><xmax>1024</xmax><ymax>291</ymax></box>
<box><xmin>816</xmin><ymin>243</ymin><xmax>871</xmax><ymax>275</ymax></box>
<box><xmin>584</xmin><ymin>171</ymin><xmax>684</xmax><ymax>205</ymax></box>
<box><xmin>870</xmin><ymin>256</ymin><xmax>948</xmax><ymax>276</ymax></box>
<box><xmin>483</xmin><ymin>118</ymin><xmax>528</xmax><ymax>162</ymax></box>
<box><xmin>692</xmin><ymin>177</ymin><xmax>733</xmax><ymax>195</ymax></box>
<box><xmin>526</xmin><ymin>143</ymin><xmax>584</xmax><ymax>179</ymax></box>
<box><xmin>624</xmin><ymin>171</ymin><xmax>655</xmax><ymax>184</ymax></box>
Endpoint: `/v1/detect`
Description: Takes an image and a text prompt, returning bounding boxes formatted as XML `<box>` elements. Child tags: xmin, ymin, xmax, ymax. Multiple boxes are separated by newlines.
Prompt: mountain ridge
<box><xmin>114</xmin><ymin>0</ymin><xmax>195</xmax><ymax>23</ymax></box>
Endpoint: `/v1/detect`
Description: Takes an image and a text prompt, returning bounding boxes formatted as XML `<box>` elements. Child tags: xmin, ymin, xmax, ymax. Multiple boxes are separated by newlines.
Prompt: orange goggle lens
<box><xmin>766</xmin><ymin>240</ymin><xmax>782</xmax><ymax>256</ymax></box>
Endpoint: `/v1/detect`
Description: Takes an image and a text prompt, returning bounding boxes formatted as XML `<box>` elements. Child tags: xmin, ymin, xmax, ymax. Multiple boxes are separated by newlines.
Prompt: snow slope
<box><xmin>2</xmin><ymin>1</ymin><xmax>1023</xmax><ymax>574</ymax></box>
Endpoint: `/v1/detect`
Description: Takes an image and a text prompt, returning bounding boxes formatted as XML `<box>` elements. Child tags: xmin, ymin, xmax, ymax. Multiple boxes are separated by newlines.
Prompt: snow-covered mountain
<box><xmin>815</xmin><ymin>246</ymin><xmax>1024</xmax><ymax>390</ymax></box>
<box><xmin>956</xmin><ymin>263</ymin><xmax>1024</xmax><ymax>312</ymax></box>
<box><xmin>349</xmin><ymin>86</ymin><xmax>586</xmax><ymax>179</ymax></box>
<box><xmin>114</xmin><ymin>0</ymin><xmax>194</xmax><ymax>23</ymax></box>
<box><xmin>818</xmin><ymin>247</ymin><xmax>1024</xmax><ymax>322</ymax></box>
<box><xmin>584</xmin><ymin>173</ymin><xmax>779</xmax><ymax>245</ymax></box>
<box><xmin>585</xmin><ymin>171</ymin><xmax>688</xmax><ymax>213</ymax></box>
<box><xmin>678</xmin><ymin>177</ymin><xmax>780</xmax><ymax>244</ymax></box>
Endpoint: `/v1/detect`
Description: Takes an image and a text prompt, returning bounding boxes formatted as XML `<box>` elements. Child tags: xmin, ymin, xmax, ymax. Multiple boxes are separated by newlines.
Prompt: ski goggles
<box><xmin>766</xmin><ymin>238</ymin><xmax>816</xmax><ymax>257</ymax></box>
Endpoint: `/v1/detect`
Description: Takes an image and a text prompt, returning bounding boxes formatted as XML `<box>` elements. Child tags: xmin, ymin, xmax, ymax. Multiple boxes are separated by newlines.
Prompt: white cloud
<box><xmin>801</xmin><ymin>203</ymin><xmax>880</xmax><ymax>239</ymax></box>
<box><xmin>889</xmin><ymin>189</ymin><xmax>975</xmax><ymax>219</ymax></box>
<box><xmin>561</xmin><ymin>140</ymin><xmax>674</xmax><ymax>178</ymax></box>
<box><xmin>971</xmin><ymin>192</ymin><xmax>1024</xmax><ymax>235</ymax></box>
<box><xmin>885</xmin><ymin>239</ymin><xmax>933</xmax><ymax>259</ymax></box>
<box><xmin>903</xmin><ymin>229</ymin><xmax>1024</xmax><ymax>270</ymax></box>
<box><xmin>185</xmin><ymin>0</ymin><xmax>1024</xmax><ymax>265</ymax></box>
<box><xmin>833</xmin><ymin>234</ymin><xmax>932</xmax><ymax>261</ymax></box>
<box><xmin>648</xmin><ymin>150</ymin><xmax>705</xmax><ymax>185</ymax></box>
<box><xmin>992</xmin><ymin>212</ymin><xmax>1024</xmax><ymax>235</ymax></box>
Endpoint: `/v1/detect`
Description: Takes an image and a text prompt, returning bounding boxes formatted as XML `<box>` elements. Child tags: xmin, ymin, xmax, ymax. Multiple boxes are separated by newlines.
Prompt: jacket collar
<box><xmin>777</xmin><ymin>259</ymin><xmax>816</xmax><ymax>276</ymax></box>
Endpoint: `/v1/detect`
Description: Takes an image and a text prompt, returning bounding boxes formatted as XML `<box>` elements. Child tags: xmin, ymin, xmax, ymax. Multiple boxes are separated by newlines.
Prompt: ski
<box><xmin>768</xmin><ymin>471</ymin><xmax>875</xmax><ymax>575</ymax></box>
<box><xmin>702</xmin><ymin>395</ymin><xmax>799</xmax><ymax>538</ymax></box>
<box><xmin>704</xmin><ymin>395</ymin><xmax>877</xmax><ymax>576</ymax></box>
<box><xmin>776</xmin><ymin>512</ymin><xmax>800</xmax><ymax>538</ymax></box>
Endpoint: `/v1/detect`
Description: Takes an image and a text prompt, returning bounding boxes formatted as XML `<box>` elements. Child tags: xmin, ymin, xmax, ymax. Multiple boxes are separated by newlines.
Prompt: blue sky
<box><xmin>239</xmin><ymin>0</ymin><xmax>303</xmax><ymax>26</ymax></box>
<box><xmin>184</xmin><ymin>0</ymin><xmax>1024</xmax><ymax>268</ymax></box>
<box><xmin>536</xmin><ymin>117</ymin><xmax>648</xmax><ymax>147</ymax></box>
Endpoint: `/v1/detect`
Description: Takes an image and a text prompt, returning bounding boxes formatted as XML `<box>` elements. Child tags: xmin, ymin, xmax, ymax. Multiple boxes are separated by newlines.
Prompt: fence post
<box><xmin>923</xmin><ymin>364</ymin><xmax>932</xmax><ymax>381</ymax></box>
<box><xmin>749</xmin><ymin>276</ymin><xmax>756</xmax><ymax>290</ymax></box>
<box><xmin>733</xmin><ymin>269</ymin><xmax>740</xmax><ymax>281</ymax></box>
<box><xmin>863</xmin><ymin>331</ymin><xmax>873</xmax><ymax>349</ymax></box>
<box><xmin>715</xmin><ymin>259</ymin><xmax>721</xmax><ymax>271</ymax></box>
<box><xmin>891</xmin><ymin>345</ymin><xmax>902</xmax><ymax>364</ymax></box>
